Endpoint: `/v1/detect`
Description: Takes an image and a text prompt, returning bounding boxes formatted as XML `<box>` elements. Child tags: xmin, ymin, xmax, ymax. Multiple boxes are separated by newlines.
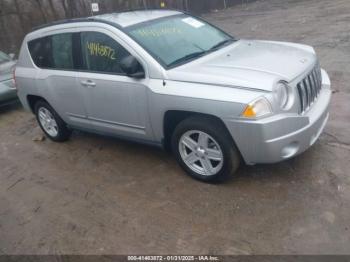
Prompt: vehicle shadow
<box><xmin>0</xmin><ymin>100</ymin><xmax>22</xmax><ymax>114</ymax></box>
<box><xmin>228</xmin><ymin>145</ymin><xmax>319</xmax><ymax>186</ymax></box>
<box><xmin>68</xmin><ymin>128</ymin><xmax>316</xmax><ymax>187</ymax></box>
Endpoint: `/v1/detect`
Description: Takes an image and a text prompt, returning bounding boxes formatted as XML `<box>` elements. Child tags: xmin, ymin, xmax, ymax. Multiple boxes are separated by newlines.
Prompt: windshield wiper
<box><xmin>209</xmin><ymin>38</ymin><xmax>235</xmax><ymax>51</ymax></box>
<box><xmin>168</xmin><ymin>51</ymin><xmax>207</xmax><ymax>68</ymax></box>
<box><xmin>167</xmin><ymin>39</ymin><xmax>235</xmax><ymax>68</ymax></box>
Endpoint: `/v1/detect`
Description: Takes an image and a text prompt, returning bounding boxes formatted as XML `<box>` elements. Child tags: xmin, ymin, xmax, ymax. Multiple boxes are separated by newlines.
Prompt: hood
<box><xmin>166</xmin><ymin>40</ymin><xmax>317</xmax><ymax>92</ymax></box>
<box><xmin>0</xmin><ymin>60</ymin><xmax>16</xmax><ymax>82</ymax></box>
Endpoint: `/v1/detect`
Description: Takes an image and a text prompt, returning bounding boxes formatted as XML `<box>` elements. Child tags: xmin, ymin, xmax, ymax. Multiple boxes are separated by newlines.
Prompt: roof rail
<box><xmin>30</xmin><ymin>9</ymin><xmax>186</xmax><ymax>33</ymax></box>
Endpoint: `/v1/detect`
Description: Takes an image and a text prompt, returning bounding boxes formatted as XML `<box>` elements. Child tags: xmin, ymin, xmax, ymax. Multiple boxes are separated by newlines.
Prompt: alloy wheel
<box><xmin>178</xmin><ymin>130</ymin><xmax>224</xmax><ymax>176</ymax></box>
<box><xmin>38</xmin><ymin>107</ymin><xmax>59</xmax><ymax>137</ymax></box>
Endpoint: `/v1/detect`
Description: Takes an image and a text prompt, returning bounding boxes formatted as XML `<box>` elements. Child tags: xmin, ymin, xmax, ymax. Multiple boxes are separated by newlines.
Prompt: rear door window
<box><xmin>80</xmin><ymin>32</ymin><xmax>131</xmax><ymax>74</ymax></box>
<box><xmin>51</xmin><ymin>33</ymin><xmax>74</xmax><ymax>70</ymax></box>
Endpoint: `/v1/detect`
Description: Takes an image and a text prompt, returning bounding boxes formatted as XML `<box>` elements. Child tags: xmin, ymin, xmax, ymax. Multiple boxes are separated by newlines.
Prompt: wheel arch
<box><xmin>162</xmin><ymin>110</ymin><xmax>241</xmax><ymax>157</ymax></box>
<box><xmin>27</xmin><ymin>95</ymin><xmax>48</xmax><ymax>113</ymax></box>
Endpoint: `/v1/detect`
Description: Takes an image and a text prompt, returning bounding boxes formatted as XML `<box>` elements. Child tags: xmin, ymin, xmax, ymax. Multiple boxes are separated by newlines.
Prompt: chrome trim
<box><xmin>297</xmin><ymin>63</ymin><xmax>322</xmax><ymax>114</ymax></box>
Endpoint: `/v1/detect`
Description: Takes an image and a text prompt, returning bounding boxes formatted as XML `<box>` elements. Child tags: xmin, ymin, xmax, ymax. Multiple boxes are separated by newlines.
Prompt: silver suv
<box><xmin>16</xmin><ymin>10</ymin><xmax>331</xmax><ymax>182</ymax></box>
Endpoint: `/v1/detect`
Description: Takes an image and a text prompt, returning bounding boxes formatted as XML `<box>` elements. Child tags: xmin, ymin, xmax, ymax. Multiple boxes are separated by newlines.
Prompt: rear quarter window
<box><xmin>28</xmin><ymin>37</ymin><xmax>52</xmax><ymax>68</ymax></box>
<box><xmin>28</xmin><ymin>33</ymin><xmax>74</xmax><ymax>70</ymax></box>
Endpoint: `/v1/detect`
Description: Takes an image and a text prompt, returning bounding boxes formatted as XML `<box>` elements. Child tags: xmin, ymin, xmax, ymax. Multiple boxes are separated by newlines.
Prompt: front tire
<box><xmin>34</xmin><ymin>100</ymin><xmax>71</xmax><ymax>142</ymax></box>
<box><xmin>171</xmin><ymin>116</ymin><xmax>240</xmax><ymax>183</ymax></box>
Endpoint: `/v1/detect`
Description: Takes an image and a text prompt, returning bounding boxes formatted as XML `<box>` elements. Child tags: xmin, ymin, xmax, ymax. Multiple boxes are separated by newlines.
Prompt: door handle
<box><xmin>81</xmin><ymin>80</ymin><xmax>96</xmax><ymax>88</ymax></box>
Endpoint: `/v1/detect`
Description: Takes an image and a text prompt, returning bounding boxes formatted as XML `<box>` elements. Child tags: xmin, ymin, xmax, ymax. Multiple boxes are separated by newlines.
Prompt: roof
<box><xmin>31</xmin><ymin>9</ymin><xmax>183</xmax><ymax>32</ymax></box>
<box><xmin>94</xmin><ymin>10</ymin><xmax>182</xmax><ymax>28</ymax></box>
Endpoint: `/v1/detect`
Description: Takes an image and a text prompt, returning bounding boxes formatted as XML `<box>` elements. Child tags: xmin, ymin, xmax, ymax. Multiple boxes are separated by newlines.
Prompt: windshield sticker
<box><xmin>182</xmin><ymin>17</ymin><xmax>205</xmax><ymax>28</ymax></box>
<box><xmin>86</xmin><ymin>42</ymin><xmax>116</xmax><ymax>60</ymax></box>
<box><xmin>135</xmin><ymin>27</ymin><xmax>182</xmax><ymax>37</ymax></box>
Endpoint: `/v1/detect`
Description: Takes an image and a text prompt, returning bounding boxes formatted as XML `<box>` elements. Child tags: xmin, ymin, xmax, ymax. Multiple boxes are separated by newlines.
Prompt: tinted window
<box><xmin>28</xmin><ymin>37</ymin><xmax>52</xmax><ymax>68</ymax></box>
<box><xmin>28</xmin><ymin>33</ymin><xmax>74</xmax><ymax>70</ymax></box>
<box><xmin>51</xmin><ymin>33</ymin><xmax>74</xmax><ymax>69</ymax></box>
<box><xmin>80</xmin><ymin>32</ymin><xmax>131</xmax><ymax>74</ymax></box>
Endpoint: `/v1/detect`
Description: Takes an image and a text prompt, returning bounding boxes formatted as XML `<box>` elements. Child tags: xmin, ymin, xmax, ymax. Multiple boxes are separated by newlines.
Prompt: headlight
<box><xmin>274</xmin><ymin>81</ymin><xmax>290</xmax><ymax>109</ymax></box>
<box><xmin>241</xmin><ymin>97</ymin><xmax>272</xmax><ymax>118</ymax></box>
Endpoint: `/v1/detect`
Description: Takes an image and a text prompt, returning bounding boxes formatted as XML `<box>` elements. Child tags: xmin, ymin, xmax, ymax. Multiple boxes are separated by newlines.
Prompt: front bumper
<box><xmin>225</xmin><ymin>69</ymin><xmax>331</xmax><ymax>165</ymax></box>
<box><xmin>0</xmin><ymin>79</ymin><xmax>17</xmax><ymax>104</ymax></box>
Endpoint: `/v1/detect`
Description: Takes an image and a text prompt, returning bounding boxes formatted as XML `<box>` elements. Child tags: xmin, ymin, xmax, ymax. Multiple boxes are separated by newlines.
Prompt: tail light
<box><xmin>12</xmin><ymin>67</ymin><xmax>17</xmax><ymax>90</ymax></box>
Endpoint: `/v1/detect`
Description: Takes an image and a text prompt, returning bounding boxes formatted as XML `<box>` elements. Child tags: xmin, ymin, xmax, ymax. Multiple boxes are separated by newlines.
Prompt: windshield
<box><xmin>0</xmin><ymin>51</ymin><xmax>10</xmax><ymax>64</ymax></box>
<box><xmin>127</xmin><ymin>14</ymin><xmax>234</xmax><ymax>68</ymax></box>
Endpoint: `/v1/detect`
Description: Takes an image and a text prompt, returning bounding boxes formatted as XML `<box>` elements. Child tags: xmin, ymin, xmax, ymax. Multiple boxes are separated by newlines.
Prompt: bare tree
<box><xmin>48</xmin><ymin>0</ymin><xmax>59</xmax><ymax>20</ymax></box>
<box><xmin>13</xmin><ymin>0</ymin><xmax>26</xmax><ymax>30</ymax></box>
<box><xmin>34</xmin><ymin>0</ymin><xmax>48</xmax><ymax>22</ymax></box>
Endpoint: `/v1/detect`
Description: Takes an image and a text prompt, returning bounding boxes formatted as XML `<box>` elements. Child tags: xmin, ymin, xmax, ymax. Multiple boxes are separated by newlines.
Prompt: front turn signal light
<box><xmin>242</xmin><ymin>97</ymin><xmax>272</xmax><ymax>118</ymax></box>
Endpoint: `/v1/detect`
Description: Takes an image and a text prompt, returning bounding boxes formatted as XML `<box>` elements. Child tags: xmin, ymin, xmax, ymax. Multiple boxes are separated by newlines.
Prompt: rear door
<box><xmin>28</xmin><ymin>32</ymin><xmax>89</xmax><ymax>128</ymax></box>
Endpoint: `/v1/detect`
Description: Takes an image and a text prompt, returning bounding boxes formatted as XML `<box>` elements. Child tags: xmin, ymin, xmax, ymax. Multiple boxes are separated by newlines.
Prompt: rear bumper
<box><xmin>0</xmin><ymin>80</ymin><xmax>17</xmax><ymax>104</ymax></box>
<box><xmin>225</xmin><ymin>69</ymin><xmax>331</xmax><ymax>165</ymax></box>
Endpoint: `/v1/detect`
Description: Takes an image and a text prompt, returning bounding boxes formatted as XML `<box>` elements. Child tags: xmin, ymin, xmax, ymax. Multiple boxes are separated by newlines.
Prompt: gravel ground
<box><xmin>0</xmin><ymin>0</ymin><xmax>349</xmax><ymax>255</ymax></box>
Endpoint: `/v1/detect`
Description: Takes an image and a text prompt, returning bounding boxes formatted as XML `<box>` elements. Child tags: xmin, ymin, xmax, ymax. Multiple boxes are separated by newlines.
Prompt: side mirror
<box><xmin>8</xmin><ymin>53</ymin><xmax>15</xmax><ymax>60</ymax></box>
<box><xmin>120</xmin><ymin>55</ymin><xmax>145</xmax><ymax>79</ymax></box>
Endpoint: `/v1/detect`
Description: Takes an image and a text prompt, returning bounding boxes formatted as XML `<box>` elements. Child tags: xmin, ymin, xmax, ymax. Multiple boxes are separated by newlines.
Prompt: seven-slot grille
<box><xmin>297</xmin><ymin>63</ymin><xmax>322</xmax><ymax>113</ymax></box>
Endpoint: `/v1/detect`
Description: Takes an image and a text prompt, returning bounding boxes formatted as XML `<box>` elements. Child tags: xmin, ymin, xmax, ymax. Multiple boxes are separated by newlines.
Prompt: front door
<box><xmin>77</xmin><ymin>31</ymin><xmax>151</xmax><ymax>140</ymax></box>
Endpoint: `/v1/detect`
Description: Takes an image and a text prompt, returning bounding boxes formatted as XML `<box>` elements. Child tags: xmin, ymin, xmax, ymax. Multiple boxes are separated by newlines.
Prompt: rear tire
<box><xmin>171</xmin><ymin>116</ymin><xmax>240</xmax><ymax>183</ymax></box>
<box><xmin>34</xmin><ymin>100</ymin><xmax>71</xmax><ymax>142</ymax></box>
